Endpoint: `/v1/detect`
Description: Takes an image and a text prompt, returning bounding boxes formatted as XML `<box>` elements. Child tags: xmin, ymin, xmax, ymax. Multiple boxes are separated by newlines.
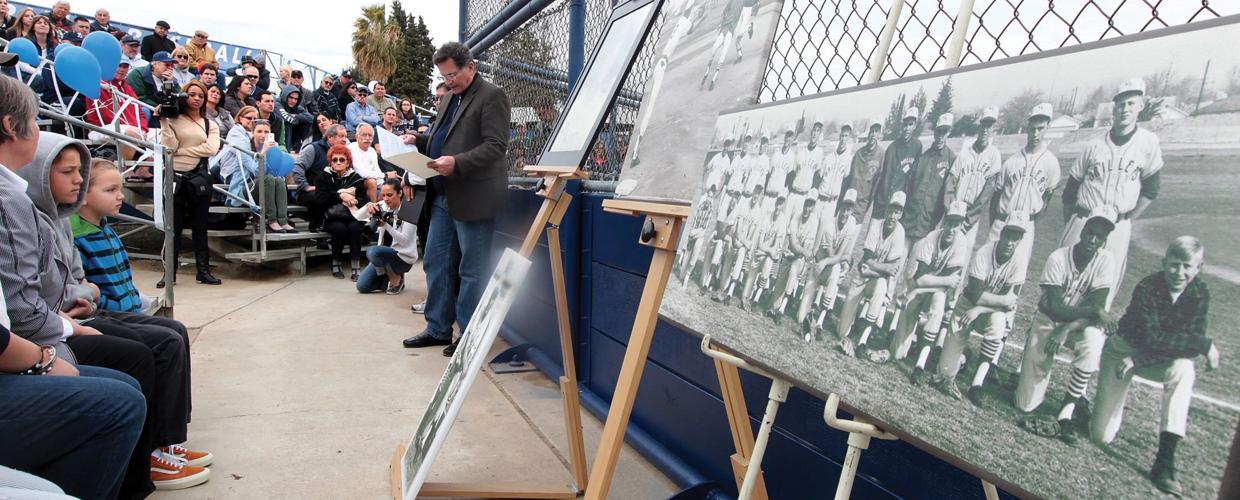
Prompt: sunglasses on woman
<box><xmin>330</xmin><ymin>157</ymin><xmax>349</xmax><ymax>163</ymax></box>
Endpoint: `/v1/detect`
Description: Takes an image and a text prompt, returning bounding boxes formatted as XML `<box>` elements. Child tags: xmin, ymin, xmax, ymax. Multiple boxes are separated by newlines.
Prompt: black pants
<box><xmin>173</xmin><ymin>172</ymin><xmax>211</xmax><ymax>260</ymax></box>
<box><xmin>67</xmin><ymin>329</ymin><xmax>158</xmax><ymax>500</ymax></box>
<box><xmin>324</xmin><ymin>219</ymin><xmax>364</xmax><ymax>264</ymax></box>
<box><xmin>100</xmin><ymin>311</ymin><xmax>192</xmax><ymax>427</ymax></box>
<box><xmin>414</xmin><ymin>185</ymin><xmax>430</xmax><ymax>255</ymax></box>
<box><xmin>298</xmin><ymin>189</ymin><xmax>324</xmax><ymax>230</ymax></box>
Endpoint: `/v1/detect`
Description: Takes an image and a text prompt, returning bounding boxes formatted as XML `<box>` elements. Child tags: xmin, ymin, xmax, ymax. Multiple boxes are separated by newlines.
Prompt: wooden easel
<box><xmin>391</xmin><ymin>165</ymin><xmax>589</xmax><ymax>499</ymax></box>
<box><xmin>582</xmin><ymin>199</ymin><xmax>689</xmax><ymax>499</ymax></box>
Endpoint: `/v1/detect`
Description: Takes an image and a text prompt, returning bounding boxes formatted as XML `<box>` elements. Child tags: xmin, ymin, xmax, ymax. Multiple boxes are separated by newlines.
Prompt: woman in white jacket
<box><xmin>355</xmin><ymin>178</ymin><xmax>418</xmax><ymax>294</ymax></box>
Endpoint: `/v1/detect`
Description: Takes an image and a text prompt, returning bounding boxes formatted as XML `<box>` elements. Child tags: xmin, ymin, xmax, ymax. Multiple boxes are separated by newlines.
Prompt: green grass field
<box><xmin>662</xmin><ymin>148</ymin><xmax>1240</xmax><ymax>498</ymax></box>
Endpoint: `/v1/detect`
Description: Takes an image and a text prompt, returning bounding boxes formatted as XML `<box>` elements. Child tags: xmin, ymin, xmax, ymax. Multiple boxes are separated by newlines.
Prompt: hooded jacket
<box><xmin>277</xmin><ymin>84</ymin><xmax>314</xmax><ymax>149</ymax></box>
<box><xmin>311</xmin><ymin>86</ymin><xmax>340</xmax><ymax>121</ymax></box>
<box><xmin>2</xmin><ymin>133</ymin><xmax>92</xmax><ymax>364</ymax></box>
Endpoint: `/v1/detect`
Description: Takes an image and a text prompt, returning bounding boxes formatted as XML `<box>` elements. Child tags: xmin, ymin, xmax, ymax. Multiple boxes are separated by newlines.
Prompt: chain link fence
<box><xmin>761</xmin><ymin>0</ymin><xmax>1240</xmax><ymax>102</ymax></box>
<box><xmin>468</xmin><ymin>0</ymin><xmax>1239</xmax><ymax>182</ymax></box>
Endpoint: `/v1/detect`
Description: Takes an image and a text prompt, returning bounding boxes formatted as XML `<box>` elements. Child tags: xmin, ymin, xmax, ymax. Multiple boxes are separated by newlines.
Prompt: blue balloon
<box><xmin>83</xmin><ymin>31</ymin><xmax>122</xmax><ymax>76</ymax></box>
<box><xmin>4</xmin><ymin>37</ymin><xmax>39</xmax><ymax>65</ymax></box>
<box><xmin>54</xmin><ymin>43</ymin><xmax>71</xmax><ymax>59</ymax></box>
<box><xmin>266</xmin><ymin>149</ymin><xmax>294</xmax><ymax>177</ymax></box>
<box><xmin>53</xmin><ymin>46</ymin><xmax>102</xmax><ymax>99</ymax></box>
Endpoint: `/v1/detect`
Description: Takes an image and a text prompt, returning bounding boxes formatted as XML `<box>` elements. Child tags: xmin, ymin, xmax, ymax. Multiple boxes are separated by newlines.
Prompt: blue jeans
<box><xmin>423</xmin><ymin>194</ymin><xmax>495</xmax><ymax>339</ymax></box>
<box><xmin>356</xmin><ymin>246</ymin><xmax>414</xmax><ymax>293</ymax></box>
<box><xmin>0</xmin><ymin>365</ymin><xmax>146</xmax><ymax>500</ymax></box>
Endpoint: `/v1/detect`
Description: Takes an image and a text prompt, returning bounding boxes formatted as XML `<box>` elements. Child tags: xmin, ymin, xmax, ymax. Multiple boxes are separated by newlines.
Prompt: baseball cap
<box><xmin>841</xmin><ymin>189</ymin><xmax>858</xmax><ymax>205</ymax></box>
<box><xmin>1002</xmin><ymin>211</ymin><xmax>1031</xmax><ymax>235</ymax></box>
<box><xmin>1115</xmin><ymin>78</ymin><xmax>1145</xmax><ymax>101</ymax></box>
<box><xmin>935</xmin><ymin>113</ymin><xmax>954</xmax><ymax>131</ymax></box>
<box><xmin>151</xmin><ymin>51</ymin><xmax>175</xmax><ymax>63</ymax></box>
<box><xmin>812</xmin><ymin>117</ymin><xmax>824</xmax><ymax>127</ymax></box>
<box><xmin>903</xmin><ymin>106</ymin><xmax>920</xmax><ymax>121</ymax></box>
<box><xmin>155</xmin><ymin>20</ymin><xmax>171</xmax><ymax>30</ymax></box>
<box><xmin>944</xmin><ymin>200</ymin><xmax>967</xmax><ymax>223</ymax></box>
<box><xmin>0</xmin><ymin>52</ymin><xmax>18</xmax><ymax>67</ymax></box>
<box><xmin>889</xmin><ymin>191</ymin><xmax>906</xmax><ymax>208</ymax></box>
<box><xmin>355</xmin><ymin>83</ymin><xmax>371</xmax><ymax>94</ymax></box>
<box><xmin>838</xmin><ymin>121</ymin><xmax>852</xmax><ymax>133</ymax></box>
<box><xmin>1029</xmin><ymin>102</ymin><xmax>1053</xmax><ymax>121</ymax></box>
<box><xmin>1085</xmin><ymin>205</ymin><xmax>1118</xmax><ymax>233</ymax></box>
<box><xmin>62</xmin><ymin>32</ymin><xmax>84</xmax><ymax>44</ymax></box>
<box><xmin>123</xmin><ymin>34</ymin><xmax>140</xmax><ymax>46</ymax></box>
<box><xmin>980</xmin><ymin>106</ymin><xmax>999</xmax><ymax>124</ymax></box>
<box><xmin>340</xmin><ymin>69</ymin><xmax>352</xmax><ymax>78</ymax></box>
<box><xmin>867</xmin><ymin>121</ymin><xmax>882</xmax><ymax>133</ymax></box>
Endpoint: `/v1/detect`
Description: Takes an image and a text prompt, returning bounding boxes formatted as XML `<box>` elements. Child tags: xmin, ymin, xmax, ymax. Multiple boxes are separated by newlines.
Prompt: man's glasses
<box><xmin>243</xmin><ymin>75</ymin><xmax>259</xmax><ymax>81</ymax></box>
<box><xmin>330</xmin><ymin>158</ymin><xmax>349</xmax><ymax>164</ymax></box>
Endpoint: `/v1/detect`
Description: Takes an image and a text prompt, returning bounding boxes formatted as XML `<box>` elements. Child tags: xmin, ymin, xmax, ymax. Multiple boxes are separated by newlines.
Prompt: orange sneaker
<box><xmin>163</xmin><ymin>444</ymin><xmax>213</xmax><ymax>467</ymax></box>
<box><xmin>150</xmin><ymin>453</ymin><xmax>210</xmax><ymax>490</ymax></box>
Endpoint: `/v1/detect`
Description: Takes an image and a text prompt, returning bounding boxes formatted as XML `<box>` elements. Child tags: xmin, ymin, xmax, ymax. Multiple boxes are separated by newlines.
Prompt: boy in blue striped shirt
<box><xmin>71</xmin><ymin>159</ymin><xmax>147</xmax><ymax>313</ymax></box>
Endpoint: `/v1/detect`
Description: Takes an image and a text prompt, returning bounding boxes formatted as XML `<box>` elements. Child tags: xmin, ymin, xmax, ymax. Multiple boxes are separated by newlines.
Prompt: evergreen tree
<box><xmin>926</xmin><ymin>77</ymin><xmax>954</xmax><ymax>131</ymax></box>
<box><xmin>883</xmin><ymin>94</ymin><xmax>906</xmax><ymax>141</ymax></box>
<box><xmin>390</xmin><ymin>0</ymin><xmax>409</xmax><ymax>33</ymax></box>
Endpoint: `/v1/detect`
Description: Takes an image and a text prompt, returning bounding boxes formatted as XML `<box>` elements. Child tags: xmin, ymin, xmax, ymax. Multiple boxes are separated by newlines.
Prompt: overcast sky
<box><xmin>32</xmin><ymin>0</ymin><xmax>460</xmax><ymax>74</ymax></box>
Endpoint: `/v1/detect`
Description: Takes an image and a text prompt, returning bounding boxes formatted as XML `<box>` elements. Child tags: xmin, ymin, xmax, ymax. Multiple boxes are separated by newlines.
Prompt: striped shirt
<box><xmin>71</xmin><ymin>215</ymin><xmax>143</xmax><ymax>313</ymax></box>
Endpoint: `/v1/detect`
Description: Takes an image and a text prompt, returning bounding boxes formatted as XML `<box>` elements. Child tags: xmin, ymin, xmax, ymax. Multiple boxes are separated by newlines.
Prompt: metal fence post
<box><xmin>459</xmin><ymin>0</ymin><xmax>469</xmax><ymax>41</ymax></box>
<box><xmin>865</xmin><ymin>0</ymin><xmax>907</xmax><ymax>84</ymax></box>
<box><xmin>946</xmin><ymin>0</ymin><xmax>977</xmax><ymax>68</ymax></box>
<box><xmin>567</xmin><ymin>0</ymin><xmax>587</xmax><ymax>92</ymax></box>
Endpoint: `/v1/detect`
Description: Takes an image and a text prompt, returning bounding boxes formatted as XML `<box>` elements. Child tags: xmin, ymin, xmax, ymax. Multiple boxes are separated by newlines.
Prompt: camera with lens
<box><xmin>156</xmin><ymin>81</ymin><xmax>186</xmax><ymax>118</ymax></box>
<box><xmin>367</xmin><ymin>209</ymin><xmax>396</xmax><ymax>232</ymax></box>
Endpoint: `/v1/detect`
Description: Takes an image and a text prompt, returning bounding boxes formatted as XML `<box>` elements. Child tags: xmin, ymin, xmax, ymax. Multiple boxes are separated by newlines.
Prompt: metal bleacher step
<box><xmin>224</xmin><ymin>244</ymin><xmax>374</xmax><ymax>266</ymax></box>
<box><xmin>134</xmin><ymin>204</ymin><xmax>308</xmax><ymax>215</ymax></box>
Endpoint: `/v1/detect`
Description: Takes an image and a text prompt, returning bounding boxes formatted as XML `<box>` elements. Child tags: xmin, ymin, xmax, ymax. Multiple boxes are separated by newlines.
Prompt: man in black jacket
<box><xmin>402</xmin><ymin>42</ymin><xmax>510</xmax><ymax>355</ymax></box>
<box><xmin>141</xmin><ymin>21</ymin><xmax>176</xmax><ymax>62</ymax></box>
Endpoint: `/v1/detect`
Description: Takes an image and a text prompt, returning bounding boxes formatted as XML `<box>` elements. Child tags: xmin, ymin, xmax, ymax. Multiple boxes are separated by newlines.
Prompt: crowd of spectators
<box><xmin>1</xmin><ymin>2</ymin><xmax>517</xmax><ymax>497</ymax></box>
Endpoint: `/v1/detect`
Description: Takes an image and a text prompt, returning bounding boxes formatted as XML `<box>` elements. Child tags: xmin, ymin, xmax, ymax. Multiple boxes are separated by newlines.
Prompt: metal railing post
<box><xmin>161</xmin><ymin>146</ymin><xmax>176</xmax><ymax>311</ymax></box>
<box><xmin>258</xmin><ymin>150</ymin><xmax>268</xmax><ymax>259</ymax></box>
<box><xmin>568</xmin><ymin>0</ymin><xmax>587</xmax><ymax>92</ymax></box>
<box><xmin>865</xmin><ymin>0</ymin><xmax>907</xmax><ymax>84</ymax></box>
<box><xmin>946</xmin><ymin>0</ymin><xmax>977</xmax><ymax>68</ymax></box>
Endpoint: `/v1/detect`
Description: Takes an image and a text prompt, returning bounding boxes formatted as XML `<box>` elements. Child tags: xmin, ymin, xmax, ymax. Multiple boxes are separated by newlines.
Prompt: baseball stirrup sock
<box><xmin>980</xmin><ymin>338</ymin><xmax>1004</xmax><ymax>364</ymax></box>
<box><xmin>1058</xmin><ymin>399</ymin><xmax>1078</xmax><ymax>422</ymax></box>
<box><xmin>915</xmin><ymin>344</ymin><xmax>932</xmax><ymax>369</ymax></box>
<box><xmin>971</xmin><ymin>362</ymin><xmax>991</xmax><ymax>388</ymax></box>
<box><xmin>1067</xmin><ymin>367</ymin><xmax>1093</xmax><ymax>400</ymax></box>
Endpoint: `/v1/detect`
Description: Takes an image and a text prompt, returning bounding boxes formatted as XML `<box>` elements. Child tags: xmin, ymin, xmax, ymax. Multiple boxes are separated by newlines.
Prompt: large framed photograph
<box><xmin>400</xmin><ymin>249</ymin><xmax>532</xmax><ymax>499</ymax></box>
<box><xmin>661</xmin><ymin>16</ymin><xmax>1240</xmax><ymax>498</ymax></box>
<box><xmin>616</xmin><ymin>0</ymin><xmax>786</xmax><ymax>202</ymax></box>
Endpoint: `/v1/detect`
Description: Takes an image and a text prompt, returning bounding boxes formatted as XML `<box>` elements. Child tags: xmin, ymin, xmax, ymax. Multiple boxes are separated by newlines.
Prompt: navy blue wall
<box><xmin>494</xmin><ymin>186</ymin><xmax>1016</xmax><ymax>499</ymax></box>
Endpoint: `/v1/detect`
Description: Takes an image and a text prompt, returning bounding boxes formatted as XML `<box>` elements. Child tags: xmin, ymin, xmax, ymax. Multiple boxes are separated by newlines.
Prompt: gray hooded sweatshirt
<box><xmin>5</xmin><ymin>133</ymin><xmax>92</xmax><ymax>363</ymax></box>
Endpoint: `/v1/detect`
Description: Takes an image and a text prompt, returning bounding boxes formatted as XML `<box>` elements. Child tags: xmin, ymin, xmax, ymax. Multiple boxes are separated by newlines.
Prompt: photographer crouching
<box><xmin>158</xmin><ymin>79</ymin><xmax>222</xmax><ymax>287</ymax></box>
<box><xmin>355</xmin><ymin>178</ymin><xmax>418</xmax><ymax>294</ymax></box>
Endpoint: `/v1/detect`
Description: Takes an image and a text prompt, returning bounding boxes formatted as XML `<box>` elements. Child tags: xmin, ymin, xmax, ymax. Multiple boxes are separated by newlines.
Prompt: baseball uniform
<box><xmin>1059</xmin><ymin>128</ymin><xmax>1163</xmax><ymax>303</ymax></box>
<box><xmin>989</xmin><ymin>147</ymin><xmax>1060</xmax><ymax>252</ymax></box>
<box><xmin>846</xmin><ymin>143</ymin><xmax>884</xmax><ymax>221</ymax></box>
<box><xmin>801</xmin><ymin>212</ymin><xmax>860</xmax><ymax>323</ymax></box>
<box><xmin>681</xmin><ymin>191</ymin><xmax>719</xmax><ymax>288</ymax></box>
<box><xmin>817</xmin><ymin>144</ymin><xmax>853</xmax><ymax>218</ymax></box>
<box><xmin>767</xmin><ymin>147</ymin><xmax>796</xmax><ymax>198</ymax></box>
<box><xmin>1014</xmin><ymin>245</ymin><xmax>1117</xmax><ymax>412</ymax></box>
<box><xmin>936</xmin><ymin>240</ymin><xmax>1030</xmax><ymax>380</ymax></box>
<box><xmin>790</xmin><ymin>142</ymin><xmax>823</xmax><ymax>210</ymax></box>
<box><xmin>888</xmin><ymin>228</ymin><xmax>971</xmax><ymax>360</ymax></box>
<box><xmin>947</xmin><ymin>142</ymin><xmax>1003</xmax><ymax>246</ymax></box>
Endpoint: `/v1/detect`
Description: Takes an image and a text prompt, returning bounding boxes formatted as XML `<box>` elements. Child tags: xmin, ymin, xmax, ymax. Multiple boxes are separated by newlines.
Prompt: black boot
<box><xmin>195</xmin><ymin>251</ymin><xmax>222</xmax><ymax>285</ymax></box>
<box><xmin>1151</xmin><ymin>432</ymin><xmax>1183</xmax><ymax>496</ymax></box>
<box><xmin>156</xmin><ymin>254</ymin><xmax>179</xmax><ymax>288</ymax></box>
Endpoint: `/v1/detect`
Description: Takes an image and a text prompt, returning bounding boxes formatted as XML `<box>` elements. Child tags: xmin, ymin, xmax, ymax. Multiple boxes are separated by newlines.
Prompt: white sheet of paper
<box><xmin>376</xmin><ymin>127</ymin><xmax>438</xmax><ymax>181</ymax></box>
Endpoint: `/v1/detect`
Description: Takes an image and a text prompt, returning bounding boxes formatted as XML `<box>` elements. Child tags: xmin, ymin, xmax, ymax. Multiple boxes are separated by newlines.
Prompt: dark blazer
<box><xmin>418</xmin><ymin>76</ymin><xmax>511</xmax><ymax>222</ymax></box>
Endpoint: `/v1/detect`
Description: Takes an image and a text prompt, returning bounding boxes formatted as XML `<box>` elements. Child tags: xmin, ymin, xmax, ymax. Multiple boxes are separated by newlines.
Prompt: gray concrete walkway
<box><xmin>138</xmin><ymin>261</ymin><xmax>676</xmax><ymax>499</ymax></box>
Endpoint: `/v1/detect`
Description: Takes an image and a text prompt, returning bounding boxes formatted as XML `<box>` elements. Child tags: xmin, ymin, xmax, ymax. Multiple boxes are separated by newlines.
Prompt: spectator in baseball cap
<box><xmin>61</xmin><ymin>30</ymin><xmax>83</xmax><ymax>46</ymax></box>
<box><xmin>141</xmin><ymin>20</ymin><xmax>175</xmax><ymax>61</ymax></box>
<box><xmin>120</xmin><ymin>34</ymin><xmax>147</xmax><ymax>68</ymax></box>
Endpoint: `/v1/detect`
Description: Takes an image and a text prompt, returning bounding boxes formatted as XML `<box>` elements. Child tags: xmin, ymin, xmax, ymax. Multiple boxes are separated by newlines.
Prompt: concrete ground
<box><xmin>137</xmin><ymin>260</ymin><xmax>676</xmax><ymax>500</ymax></box>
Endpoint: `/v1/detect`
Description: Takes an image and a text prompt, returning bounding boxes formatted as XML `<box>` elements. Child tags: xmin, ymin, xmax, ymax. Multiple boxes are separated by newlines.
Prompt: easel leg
<box><xmin>547</xmin><ymin>223</ymin><xmax>589</xmax><ymax>490</ymax></box>
<box><xmin>981</xmin><ymin>480</ymin><xmax>999</xmax><ymax>500</ymax></box>
<box><xmin>742</xmin><ymin>379</ymin><xmax>789</xmax><ymax>500</ymax></box>
<box><xmin>823</xmin><ymin>394</ymin><xmax>898</xmax><ymax>500</ymax></box>
<box><xmin>714</xmin><ymin>359</ymin><xmax>770</xmax><ymax>500</ymax></box>
<box><xmin>583</xmin><ymin>247</ymin><xmax>678</xmax><ymax>500</ymax></box>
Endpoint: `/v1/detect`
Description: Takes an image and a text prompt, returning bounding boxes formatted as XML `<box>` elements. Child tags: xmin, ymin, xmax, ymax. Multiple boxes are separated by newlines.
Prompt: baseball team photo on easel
<box><xmin>660</xmin><ymin>16</ymin><xmax>1240</xmax><ymax>499</ymax></box>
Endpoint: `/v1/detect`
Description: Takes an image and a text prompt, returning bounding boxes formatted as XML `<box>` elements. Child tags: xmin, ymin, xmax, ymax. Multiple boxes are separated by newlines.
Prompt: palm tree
<box><xmin>352</xmin><ymin>4</ymin><xmax>401</xmax><ymax>83</ymax></box>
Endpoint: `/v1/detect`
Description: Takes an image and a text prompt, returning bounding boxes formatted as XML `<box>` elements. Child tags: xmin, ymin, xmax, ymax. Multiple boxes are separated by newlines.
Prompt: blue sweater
<box><xmin>71</xmin><ymin>215</ymin><xmax>143</xmax><ymax>313</ymax></box>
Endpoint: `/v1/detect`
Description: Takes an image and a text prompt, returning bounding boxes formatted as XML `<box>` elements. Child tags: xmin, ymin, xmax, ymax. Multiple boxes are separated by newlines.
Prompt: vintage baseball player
<box><xmin>882</xmin><ymin>201</ymin><xmax>971</xmax><ymax>380</ymax></box>
<box><xmin>816</xmin><ymin>122</ymin><xmax>854</xmax><ymax>220</ymax></box>
<box><xmin>801</xmin><ymin>189</ymin><xmax>862</xmax><ymax>340</ymax></box>
<box><xmin>836</xmin><ymin>192</ymin><xmax>908</xmax><ymax>358</ymax></box>
<box><xmin>790</xmin><ymin>121</ymin><xmax>824</xmax><ymax>212</ymax></box>
<box><xmin>845</xmin><ymin>122</ymin><xmax>884</xmax><ymax>221</ymax></box>
<box><xmin>1014</xmin><ymin>207</ymin><xmax>1118</xmax><ymax>445</ymax></box>
<box><xmin>679</xmin><ymin>182</ymin><xmax>721</xmax><ymax>288</ymax></box>
<box><xmin>700</xmin><ymin>0</ymin><xmax>746</xmax><ymax>90</ymax></box>
<box><xmin>628</xmin><ymin>0</ymin><xmax>697</xmax><ymax>164</ymax></box>
<box><xmin>747</xmin><ymin>191</ymin><xmax>792</xmax><ymax>310</ymax></box>
<box><xmin>772</xmin><ymin>192</ymin><xmax>820</xmax><ymax>323</ymax></box>
<box><xmin>902</xmin><ymin>113</ymin><xmax>956</xmax><ymax>246</ymax></box>
<box><xmin>990</xmin><ymin>103</ymin><xmax>1060</xmax><ymax>257</ymax></box>
<box><xmin>1060</xmin><ymin>78</ymin><xmax>1162</xmax><ymax>305</ymax></box>
<box><xmin>933</xmin><ymin>212</ymin><xmax>1032</xmax><ymax>402</ymax></box>
<box><xmin>766</xmin><ymin>129</ymin><xmax>797</xmax><ymax>199</ymax></box>
<box><xmin>946</xmin><ymin>105</ymin><xmax>1003</xmax><ymax>249</ymax></box>
<box><xmin>720</xmin><ymin>184</ymin><xmax>765</xmax><ymax>303</ymax></box>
